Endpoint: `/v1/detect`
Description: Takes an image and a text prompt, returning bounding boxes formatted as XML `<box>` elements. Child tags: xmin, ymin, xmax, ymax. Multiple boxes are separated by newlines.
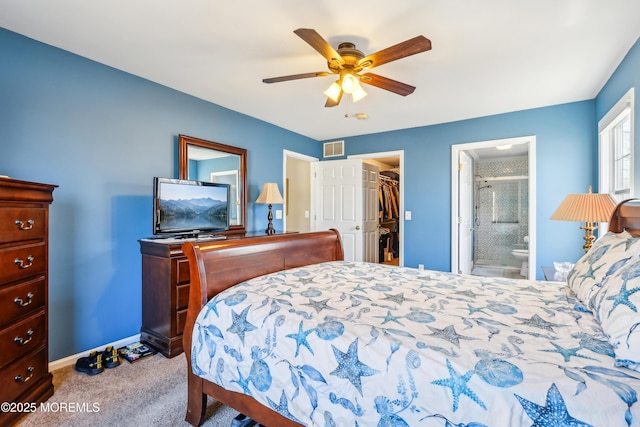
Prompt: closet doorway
<box><xmin>349</xmin><ymin>151</ymin><xmax>404</xmax><ymax>266</ymax></box>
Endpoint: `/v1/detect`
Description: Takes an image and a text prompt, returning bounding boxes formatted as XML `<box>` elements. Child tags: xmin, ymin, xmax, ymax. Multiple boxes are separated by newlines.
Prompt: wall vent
<box><xmin>323</xmin><ymin>140</ymin><xmax>344</xmax><ymax>158</ymax></box>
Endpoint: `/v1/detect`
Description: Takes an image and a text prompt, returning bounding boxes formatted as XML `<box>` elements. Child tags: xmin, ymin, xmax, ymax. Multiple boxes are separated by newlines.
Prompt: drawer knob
<box><xmin>14</xmin><ymin>366</ymin><xmax>34</xmax><ymax>384</ymax></box>
<box><xmin>14</xmin><ymin>329</ymin><xmax>35</xmax><ymax>346</ymax></box>
<box><xmin>14</xmin><ymin>255</ymin><xmax>34</xmax><ymax>269</ymax></box>
<box><xmin>15</xmin><ymin>219</ymin><xmax>35</xmax><ymax>230</ymax></box>
<box><xmin>14</xmin><ymin>292</ymin><xmax>34</xmax><ymax>307</ymax></box>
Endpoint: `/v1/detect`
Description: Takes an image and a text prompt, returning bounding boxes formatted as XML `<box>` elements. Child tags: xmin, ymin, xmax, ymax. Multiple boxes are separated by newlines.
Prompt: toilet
<box><xmin>512</xmin><ymin>236</ymin><xmax>529</xmax><ymax>277</ymax></box>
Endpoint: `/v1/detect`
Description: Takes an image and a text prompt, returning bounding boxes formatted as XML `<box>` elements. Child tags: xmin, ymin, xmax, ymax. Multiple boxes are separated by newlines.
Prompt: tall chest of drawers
<box><xmin>0</xmin><ymin>178</ymin><xmax>56</xmax><ymax>426</ymax></box>
<box><xmin>139</xmin><ymin>240</ymin><xmax>190</xmax><ymax>358</ymax></box>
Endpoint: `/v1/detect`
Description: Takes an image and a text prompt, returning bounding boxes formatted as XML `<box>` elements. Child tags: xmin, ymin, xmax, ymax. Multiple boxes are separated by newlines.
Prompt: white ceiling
<box><xmin>1</xmin><ymin>1</ymin><xmax>639</xmax><ymax>141</ymax></box>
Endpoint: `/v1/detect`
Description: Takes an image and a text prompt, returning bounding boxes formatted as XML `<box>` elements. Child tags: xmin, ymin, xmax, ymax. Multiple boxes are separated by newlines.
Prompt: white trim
<box><xmin>348</xmin><ymin>150</ymin><xmax>405</xmax><ymax>267</ymax></box>
<box><xmin>598</xmin><ymin>88</ymin><xmax>634</xmax><ymax>132</ymax></box>
<box><xmin>48</xmin><ymin>334</ymin><xmax>140</xmax><ymax>371</ymax></box>
<box><xmin>283</xmin><ymin>150</ymin><xmax>319</xmax><ymax>233</ymax></box>
<box><xmin>598</xmin><ymin>88</ymin><xmax>635</xmax><ymax>202</ymax></box>
<box><xmin>451</xmin><ymin>136</ymin><xmax>537</xmax><ymax>279</ymax></box>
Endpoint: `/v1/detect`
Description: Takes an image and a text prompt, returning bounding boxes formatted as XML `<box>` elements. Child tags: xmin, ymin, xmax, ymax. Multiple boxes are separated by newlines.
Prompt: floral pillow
<box><xmin>591</xmin><ymin>257</ymin><xmax>640</xmax><ymax>371</ymax></box>
<box><xmin>566</xmin><ymin>230</ymin><xmax>640</xmax><ymax>307</ymax></box>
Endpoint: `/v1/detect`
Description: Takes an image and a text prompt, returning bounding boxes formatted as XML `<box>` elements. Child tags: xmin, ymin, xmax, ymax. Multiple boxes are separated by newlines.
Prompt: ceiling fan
<box><xmin>263</xmin><ymin>28</ymin><xmax>432</xmax><ymax>107</ymax></box>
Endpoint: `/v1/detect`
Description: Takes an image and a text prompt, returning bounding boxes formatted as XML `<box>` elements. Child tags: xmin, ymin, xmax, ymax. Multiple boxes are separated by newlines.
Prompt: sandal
<box><xmin>75</xmin><ymin>350</ymin><xmax>104</xmax><ymax>375</ymax></box>
<box><xmin>103</xmin><ymin>345</ymin><xmax>121</xmax><ymax>369</ymax></box>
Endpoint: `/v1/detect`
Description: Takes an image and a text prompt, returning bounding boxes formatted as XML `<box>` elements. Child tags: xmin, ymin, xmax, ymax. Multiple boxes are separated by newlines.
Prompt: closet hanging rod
<box><xmin>379</xmin><ymin>175</ymin><xmax>398</xmax><ymax>182</ymax></box>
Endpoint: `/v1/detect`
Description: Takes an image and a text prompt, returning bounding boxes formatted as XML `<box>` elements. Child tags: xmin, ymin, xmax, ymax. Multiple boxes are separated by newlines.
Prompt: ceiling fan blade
<box><xmin>325</xmin><ymin>91</ymin><xmax>343</xmax><ymax>107</ymax></box>
<box><xmin>294</xmin><ymin>28</ymin><xmax>344</xmax><ymax>66</ymax></box>
<box><xmin>358</xmin><ymin>36</ymin><xmax>431</xmax><ymax>70</ymax></box>
<box><xmin>360</xmin><ymin>73</ymin><xmax>416</xmax><ymax>96</ymax></box>
<box><xmin>263</xmin><ymin>71</ymin><xmax>330</xmax><ymax>84</ymax></box>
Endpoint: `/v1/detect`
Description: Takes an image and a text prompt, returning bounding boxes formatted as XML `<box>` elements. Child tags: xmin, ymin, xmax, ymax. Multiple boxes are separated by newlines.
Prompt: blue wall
<box><xmin>340</xmin><ymin>36</ymin><xmax>638</xmax><ymax>276</ymax></box>
<box><xmin>340</xmin><ymin>101</ymin><xmax>596</xmax><ymax>273</ymax></box>
<box><xmin>1</xmin><ymin>26</ymin><xmax>637</xmax><ymax>361</ymax></box>
<box><xmin>595</xmin><ymin>38</ymin><xmax>640</xmax><ymax>186</ymax></box>
<box><xmin>0</xmin><ymin>28</ymin><xmax>319</xmax><ymax>360</ymax></box>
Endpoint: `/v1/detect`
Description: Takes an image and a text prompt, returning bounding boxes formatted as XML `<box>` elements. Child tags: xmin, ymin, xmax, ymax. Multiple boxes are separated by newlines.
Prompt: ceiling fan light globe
<box><xmin>352</xmin><ymin>86</ymin><xmax>367</xmax><ymax>102</ymax></box>
<box><xmin>341</xmin><ymin>73</ymin><xmax>359</xmax><ymax>94</ymax></box>
<box><xmin>324</xmin><ymin>82</ymin><xmax>342</xmax><ymax>102</ymax></box>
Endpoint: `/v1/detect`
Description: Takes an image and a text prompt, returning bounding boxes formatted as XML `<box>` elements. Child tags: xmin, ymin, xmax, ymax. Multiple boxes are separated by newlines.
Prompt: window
<box><xmin>599</xmin><ymin>88</ymin><xmax>635</xmax><ymax>202</ymax></box>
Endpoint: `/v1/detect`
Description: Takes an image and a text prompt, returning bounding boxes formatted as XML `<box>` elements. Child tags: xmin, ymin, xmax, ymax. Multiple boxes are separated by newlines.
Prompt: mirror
<box><xmin>178</xmin><ymin>134</ymin><xmax>247</xmax><ymax>234</ymax></box>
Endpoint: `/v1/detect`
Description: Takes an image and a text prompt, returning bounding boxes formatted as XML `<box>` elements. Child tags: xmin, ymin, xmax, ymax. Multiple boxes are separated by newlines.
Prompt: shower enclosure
<box><xmin>473</xmin><ymin>158</ymin><xmax>528</xmax><ymax>273</ymax></box>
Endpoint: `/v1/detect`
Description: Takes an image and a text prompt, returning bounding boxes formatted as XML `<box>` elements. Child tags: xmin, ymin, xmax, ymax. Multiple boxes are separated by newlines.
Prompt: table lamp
<box><xmin>550</xmin><ymin>186</ymin><xmax>617</xmax><ymax>253</ymax></box>
<box><xmin>255</xmin><ymin>182</ymin><xmax>284</xmax><ymax>235</ymax></box>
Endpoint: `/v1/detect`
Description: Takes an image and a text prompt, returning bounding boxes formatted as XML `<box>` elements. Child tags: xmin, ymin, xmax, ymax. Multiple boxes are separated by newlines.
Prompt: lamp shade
<box><xmin>255</xmin><ymin>183</ymin><xmax>284</xmax><ymax>204</ymax></box>
<box><xmin>324</xmin><ymin>81</ymin><xmax>342</xmax><ymax>102</ymax></box>
<box><xmin>550</xmin><ymin>188</ymin><xmax>617</xmax><ymax>223</ymax></box>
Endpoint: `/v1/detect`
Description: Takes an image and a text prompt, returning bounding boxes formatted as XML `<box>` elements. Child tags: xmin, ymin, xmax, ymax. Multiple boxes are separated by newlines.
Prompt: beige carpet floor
<box><xmin>16</xmin><ymin>352</ymin><xmax>239</xmax><ymax>427</ymax></box>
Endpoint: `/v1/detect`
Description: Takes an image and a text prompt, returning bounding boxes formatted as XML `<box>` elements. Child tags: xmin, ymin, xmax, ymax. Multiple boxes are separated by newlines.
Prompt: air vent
<box><xmin>323</xmin><ymin>140</ymin><xmax>344</xmax><ymax>158</ymax></box>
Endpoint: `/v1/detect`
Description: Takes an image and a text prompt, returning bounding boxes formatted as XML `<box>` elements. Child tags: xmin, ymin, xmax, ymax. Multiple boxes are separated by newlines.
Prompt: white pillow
<box><xmin>591</xmin><ymin>257</ymin><xmax>640</xmax><ymax>371</ymax></box>
<box><xmin>566</xmin><ymin>230</ymin><xmax>640</xmax><ymax>307</ymax></box>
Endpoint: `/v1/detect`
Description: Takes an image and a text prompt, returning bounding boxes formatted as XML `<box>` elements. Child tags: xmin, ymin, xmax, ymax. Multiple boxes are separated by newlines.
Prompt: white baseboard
<box><xmin>48</xmin><ymin>334</ymin><xmax>140</xmax><ymax>372</ymax></box>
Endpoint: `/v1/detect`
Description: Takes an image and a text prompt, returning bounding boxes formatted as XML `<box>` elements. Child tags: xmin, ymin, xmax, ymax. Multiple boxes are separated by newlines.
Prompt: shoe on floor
<box><xmin>103</xmin><ymin>345</ymin><xmax>121</xmax><ymax>368</ymax></box>
<box><xmin>231</xmin><ymin>413</ymin><xmax>256</xmax><ymax>427</ymax></box>
<box><xmin>75</xmin><ymin>350</ymin><xmax>104</xmax><ymax>376</ymax></box>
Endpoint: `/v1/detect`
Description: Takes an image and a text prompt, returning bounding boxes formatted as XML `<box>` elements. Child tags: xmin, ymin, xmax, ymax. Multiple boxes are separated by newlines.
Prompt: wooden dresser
<box><xmin>139</xmin><ymin>232</ymin><xmax>291</xmax><ymax>358</ymax></box>
<box><xmin>139</xmin><ymin>239</ymin><xmax>191</xmax><ymax>358</ymax></box>
<box><xmin>0</xmin><ymin>178</ymin><xmax>56</xmax><ymax>426</ymax></box>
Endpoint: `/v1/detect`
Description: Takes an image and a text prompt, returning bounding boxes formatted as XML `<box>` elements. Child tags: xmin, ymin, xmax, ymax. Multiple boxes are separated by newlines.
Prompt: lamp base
<box><xmin>265</xmin><ymin>203</ymin><xmax>276</xmax><ymax>235</ymax></box>
<box><xmin>580</xmin><ymin>222</ymin><xmax>596</xmax><ymax>253</ymax></box>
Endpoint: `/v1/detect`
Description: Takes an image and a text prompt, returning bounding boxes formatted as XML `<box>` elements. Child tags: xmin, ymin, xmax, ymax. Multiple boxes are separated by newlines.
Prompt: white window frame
<box><xmin>599</xmin><ymin>88</ymin><xmax>635</xmax><ymax>203</ymax></box>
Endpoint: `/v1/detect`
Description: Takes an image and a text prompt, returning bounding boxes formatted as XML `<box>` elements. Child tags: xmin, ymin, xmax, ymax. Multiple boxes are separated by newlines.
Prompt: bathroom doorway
<box><xmin>451</xmin><ymin>137</ymin><xmax>537</xmax><ymax>280</ymax></box>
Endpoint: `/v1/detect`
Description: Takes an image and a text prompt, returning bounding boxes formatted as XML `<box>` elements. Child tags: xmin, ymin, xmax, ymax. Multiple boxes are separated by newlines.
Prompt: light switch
<box><xmin>405</xmin><ymin>211</ymin><xmax>412</xmax><ymax>220</ymax></box>
<box><xmin>276</xmin><ymin>210</ymin><xmax>283</xmax><ymax>219</ymax></box>
<box><xmin>304</xmin><ymin>210</ymin><xmax>309</xmax><ymax>218</ymax></box>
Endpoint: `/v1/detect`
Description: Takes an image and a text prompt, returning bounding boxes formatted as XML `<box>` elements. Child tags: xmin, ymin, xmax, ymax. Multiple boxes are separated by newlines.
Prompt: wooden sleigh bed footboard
<box><xmin>181</xmin><ymin>230</ymin><xmax>344</xmax><ymax>426</ymax></box>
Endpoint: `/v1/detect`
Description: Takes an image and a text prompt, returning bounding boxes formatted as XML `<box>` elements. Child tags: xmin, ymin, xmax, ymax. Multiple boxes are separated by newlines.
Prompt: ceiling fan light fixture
<box><xmin>264</xmin><ymin>29</ymin><xmax>432</xmax><ymax>107</ymax></box>
<box><xmin>341</xmin><ymin>73</ymin><xmax>359</xmax><ymax>94</ymax></box>
<box><xmin>324</xmin><ymin>81</ymin><xmax>342</xmax><ymax>102</ymax></box>
<box><xmin>351</xmin><ymin>85</ymin><xmax>367</xmax><ymax>102</ymax></box>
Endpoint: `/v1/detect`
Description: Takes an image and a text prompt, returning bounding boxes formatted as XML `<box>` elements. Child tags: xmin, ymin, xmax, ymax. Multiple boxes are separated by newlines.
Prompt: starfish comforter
<box><xmin>191</xmin><ymin>261</ymin><xmax>640</xmax><ymax>426</ymax></box>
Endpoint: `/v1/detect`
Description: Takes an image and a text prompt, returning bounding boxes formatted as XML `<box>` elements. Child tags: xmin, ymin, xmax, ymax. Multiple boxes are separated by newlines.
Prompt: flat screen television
<box><xmin>153</xmin><ymin>177</ymin><xmax>230</xmax><ymax>237</ymax></box>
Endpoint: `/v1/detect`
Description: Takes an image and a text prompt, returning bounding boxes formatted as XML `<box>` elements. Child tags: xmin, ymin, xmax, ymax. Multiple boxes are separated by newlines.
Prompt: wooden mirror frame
<box><xmin>178</xmin><ymin>134</ymin><xmax>247</xmax><ymax>236</ymax></box>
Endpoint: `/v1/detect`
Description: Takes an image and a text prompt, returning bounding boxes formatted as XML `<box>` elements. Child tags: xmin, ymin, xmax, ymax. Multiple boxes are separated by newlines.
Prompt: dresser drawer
<box><xmin>176</xmin><ymin>308</ymin><xmax>187</xmax><ymax>335</ymax></box>
<box><xmin>0</xmin><ymin>243</ymin><xmax>46</xmax><ymax>285</ymax></box>
<box><xmin>176</xmin><ymin>283</ymin><xmax>190</xmax><ymax>311</ymax></box>
<box><xmin>0</xmin><ymin>207</ymin><xmax>46</xmax><ymax>244</ymax></box>
<box><xmin>0</xmin><ymin>276</ymin><xmax>45</xmax><ymax>328</ymax></box>
<box><xmin>0</xmin><ymin>346</ymin><xmax>48</xmax><ymax>403</ymax></box>
<box><xmin>0</xmin><ymin>311</ymin><xmax>46</xmax><ymax>368</ymax></box>
<box><xmin>176</xmin><ymin>258</ymin><xmax>190</xmax><ymax>284</ymax></box>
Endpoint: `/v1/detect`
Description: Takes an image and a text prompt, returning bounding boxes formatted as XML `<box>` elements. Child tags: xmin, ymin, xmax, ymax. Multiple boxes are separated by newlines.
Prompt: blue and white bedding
<box><xmin>191</xmin><ymin>261</ymin><xmax>640</xmax><ymax>426</ymax></box>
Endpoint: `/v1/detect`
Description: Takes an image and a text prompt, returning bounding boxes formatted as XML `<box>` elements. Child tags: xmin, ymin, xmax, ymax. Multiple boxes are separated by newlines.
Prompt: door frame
<box><xmin>282</xmin><ymin>150</ymin><xmax>318</xmax><ymax>233</ymax></box>
<box><xmin>451</xmin><ymin>137</ymin><xmax>537</xmax><ymax>279</ymax></box>
<box><xmin>349</xmin><ymin>150</ymin><xmax>405</xmax><ymax>267</ymax></box>
<box><xmin>458</xmin><ymin>150</ymin><xmax>474</xmax><ymax>274</ymax></box>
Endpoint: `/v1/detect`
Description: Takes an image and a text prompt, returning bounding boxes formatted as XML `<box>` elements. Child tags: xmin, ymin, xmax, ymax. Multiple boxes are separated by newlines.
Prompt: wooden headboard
<box><xmin>609</xmin><ymin>199</ymin><xmax>640</xmax><ymax>235</ymax></box>
<box><xmin>181</xmin><ymin>230</ymin><xmax>343</xmax><ymax>426</ymax></box>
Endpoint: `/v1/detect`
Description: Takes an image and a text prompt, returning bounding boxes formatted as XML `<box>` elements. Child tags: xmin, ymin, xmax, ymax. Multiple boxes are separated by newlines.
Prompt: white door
<box><xmin>312</xmin><ymin>159</ymin><xmax>377</xmax><ymax>262</ymax></box>
<box><xmin>363</xmin><ymin>162</ymin><xmax>379</xmax><ymax>263</ymax></box>
<box><xmin>458</xmin><ymin>151</ymin><xmax>474</xmax><ymax>274</ymax></box>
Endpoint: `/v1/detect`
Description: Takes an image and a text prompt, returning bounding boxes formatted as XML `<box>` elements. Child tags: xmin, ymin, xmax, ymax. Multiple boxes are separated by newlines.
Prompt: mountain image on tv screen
<box><xmin>158</xmin><ymin>183</ymin><xmax>228</xmax><ymax>231</ymax></box>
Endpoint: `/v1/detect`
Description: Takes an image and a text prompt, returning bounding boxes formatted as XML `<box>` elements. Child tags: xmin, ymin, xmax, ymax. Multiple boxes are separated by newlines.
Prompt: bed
<box><xmin>182</xmin><ymin>201</ymin><xmax>640</xmax><ymax>427</ymax></box>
